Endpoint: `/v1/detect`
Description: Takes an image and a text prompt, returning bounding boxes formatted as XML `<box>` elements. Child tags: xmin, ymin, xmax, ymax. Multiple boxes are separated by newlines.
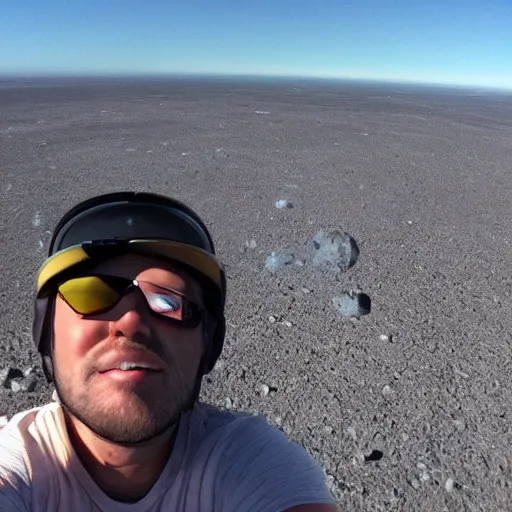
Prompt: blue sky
<box><xmin>2</xmin><ymin>0</ymin><xmax>512</xmax><ymax>89</ymax></box>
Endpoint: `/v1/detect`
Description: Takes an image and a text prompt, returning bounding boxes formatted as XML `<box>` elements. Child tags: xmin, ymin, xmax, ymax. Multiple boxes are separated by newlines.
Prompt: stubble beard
<box><xmin>53</xmin><ymin>368</ymin><xmax>199</xmax><ymax>446</ymax></box>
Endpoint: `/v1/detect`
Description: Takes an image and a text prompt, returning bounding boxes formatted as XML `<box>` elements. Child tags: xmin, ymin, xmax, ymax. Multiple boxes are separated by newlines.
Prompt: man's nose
<box><xmin>108</xmin><ymin>291</ymin><xmax>152</xmax><ymax>340</ymax></box>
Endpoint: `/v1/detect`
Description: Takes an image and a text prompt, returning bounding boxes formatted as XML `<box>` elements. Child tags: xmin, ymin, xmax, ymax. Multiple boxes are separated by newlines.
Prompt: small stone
<box><xmin>445</xmin><ymin>477</ymin><xmax>454</xmax><ymax>492</ymax></box>
<box><xmin>214</xmin><ymin>359</ymin><xmax>226</xmax><ymax>371</ymax></box>
<box><xmin>347</xmin><ymin>426</ymin><xmax>357</xmax><ymax>441</ymax></box>
<box><xmin>333</xmin><ymin>291</ymin><xmax>371</xmax><ymax>319</ymax></box>
<box><xmin>268</xmin><ymin>316</ymin><xmax>277</xmax><ymax>323</ymax></box>
<box><xmin>325</xmin><ymin>474</ymin><xmax>336</xmax><ymax>491</ymax></box>
<box><xmin>10</xmin><ymin>380</ymin><xmax>22</xmax><ymax>392</ymax></box>
<box><xmin>0</xmin><ymin>367</ymin><xmax>10</xmax><ymax>386</ymax></box>
<box><xmin>453</xmin><ymin>419</ymin><xmax>465</xmax><ymax>432</ymax></box>
<box><xmin>454</xmin><ymin>368</ymin><xmax>469</xmax><ymax>379</ymax></box>
<box><xmin>301</xmin><ymin>287</ymin><xmax>311</xmax><ymax>294</ymax></box>
<box><xmin>420</xmin><ymin>471</ymin><xmax>430</xmax><ymax>482</ymax></box>
<box><xmin>410</xmin><ymin>478</ymin><xmax>420</xmax><ymax>489</ymax></box>
<box><xmin>23</xmin><ymin>367</ymin><xmax>34</xmax><ymax>378</ymax></box>
<box><xmin>282</xmin><ymin>320</ymin><xmax>293</xmax><ymax>327</ymax></box>
<box><xmin>275</xmin><ymin>199</ymin><xmax>293</xmax><ymax>209</ymax></box>
<box><xmin>245</xmin><ymin>239</ymin><xmax>257</xmax><ymax>249</ymax></box>
<box><xmin>382</xmin><ymin>385</ymin><xmax>393</xmax><ymax>396</ymax></box>
<box><xmin>265</xmin><ymin>250</ymin><xmax>295</xmax><ymax>271</ymax></box>
<box><xmin>275</xmin><ymin>416</ymin><xmax>283</xmax><ymax>426</ymax></box>
<box><xmin>260</xmin><ymin>384</ymin><xmax>270</xmax><ymax>397</ymax></box>
<box><xmin>20</xmin><ymin>374</ymin><xmax>37</xmax><ymax>392</ymax></box>
<box><xmin>417</xmin><ymin>462</ymin><xmax>427</xmax><ymax>470</ymax></box>
<box><xmin>224</xmin><ymin>397</ymin><xmax>233</xmax><ymax>409</ymax></box>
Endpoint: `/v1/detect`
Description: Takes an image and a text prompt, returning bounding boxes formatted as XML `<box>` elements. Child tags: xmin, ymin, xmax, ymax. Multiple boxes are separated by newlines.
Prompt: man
<box><xmin>0</xmin><ymin>192</ymin><xmax>337</xmax><ymax>511</ymax></box>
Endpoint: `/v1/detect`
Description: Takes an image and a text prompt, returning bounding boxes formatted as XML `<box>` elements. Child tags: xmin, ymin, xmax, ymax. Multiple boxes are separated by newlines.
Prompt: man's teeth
<box><xmin>117</xmin><ymin>362</ymin><xmax>151</xmax><ymax>371</ymax></box>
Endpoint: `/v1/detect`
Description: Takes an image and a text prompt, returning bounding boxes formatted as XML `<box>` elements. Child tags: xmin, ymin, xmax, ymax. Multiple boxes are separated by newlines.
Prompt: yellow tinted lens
<box><xmin>58</xmin><ymin>276</ymin><xmax>120</xmax><ymax>314</ymax></box>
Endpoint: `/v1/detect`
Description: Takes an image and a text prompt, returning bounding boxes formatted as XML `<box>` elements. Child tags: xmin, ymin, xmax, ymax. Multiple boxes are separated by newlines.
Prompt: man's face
<box><xmin>52</xmin><ymin>254</ymin><xmax>205</xmax><ymax>445</ymax></box>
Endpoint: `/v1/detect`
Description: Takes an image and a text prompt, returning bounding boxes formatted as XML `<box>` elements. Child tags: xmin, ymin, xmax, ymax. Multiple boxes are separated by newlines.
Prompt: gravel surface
<box><xmin>1</xmin><ymin>77</ymin><xmax>511</xmax><ymax>511</ymax></box>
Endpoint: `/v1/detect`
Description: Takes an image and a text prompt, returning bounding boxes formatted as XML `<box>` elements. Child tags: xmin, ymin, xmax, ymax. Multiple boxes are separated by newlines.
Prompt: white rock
<box><xmin>445</xmin><ymin>477</ymin><xmax>454</xmax><ymax>492</ymax></box>
<box><xmin>379</xmin><ymin>334</ymin><xmax>390</xmax><ymax>342</ymax></box>
<box><xmin>347</xmin><ymin>426</ymin><xmax>357</xmax><ymax>441</ymax></box>
<box><xmin>282</xmin><ymin>320</ymin><xmax>293</xmax><ymax>327</ymax></box>
<box><xmin>260</xmin><ymin>384</ymin><xmax>270</xmax><ymax>397</ymax></box>
<box><xmin>420</xmin><ymin>471</ymin><xmax>430</xmax><ymax>482</ymax></box>
<box><xmin>275</xmin><ymin>199</ymin><xmax>293</xmax><ymax>209</ymax></box>
<box><xmin>268</xmin><ymin>316</ymin><xmax>277</xmax><ymax>323</ymax></box>
<box><xmin>10</xmin><ymin>381</ymin><xmax>22</xmax><ymax>392</ymax></box>
<box><xmin>224</xmin><ymin>397</ymin><xmax>233</xmax><ymax>409</ymax></box>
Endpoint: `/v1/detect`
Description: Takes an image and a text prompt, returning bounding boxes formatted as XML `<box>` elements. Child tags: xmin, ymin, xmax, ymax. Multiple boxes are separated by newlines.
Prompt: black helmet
<box><xmin>33</xmin><ymin>191</ymin><xmax>227</xmax><ymax>384</ymax></box>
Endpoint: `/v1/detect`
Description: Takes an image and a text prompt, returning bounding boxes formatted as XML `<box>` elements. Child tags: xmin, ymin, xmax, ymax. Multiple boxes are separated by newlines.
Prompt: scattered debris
<box><xmin>1</xmin><ymin>367</ymin><xmax>37</xmax><ymax>392</ymax></box>
<box><xmin>265</xmin><ymin>250</ymin><xmax>295</xmax><ymax>271</ymax></box>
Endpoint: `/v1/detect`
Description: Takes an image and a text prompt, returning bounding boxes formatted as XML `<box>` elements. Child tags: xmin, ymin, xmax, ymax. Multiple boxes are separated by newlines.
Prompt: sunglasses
<box><xmin>56</xmin><ymin>274</ymin><xmax>203</xmax><ymax>328</ymax></box>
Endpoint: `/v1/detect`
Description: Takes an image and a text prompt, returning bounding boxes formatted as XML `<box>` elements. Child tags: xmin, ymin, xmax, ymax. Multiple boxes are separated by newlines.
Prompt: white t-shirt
<box><xmin>0</xmin><ymin>401</ymin><xmax>335</xmax><ymax>511</ymax></box>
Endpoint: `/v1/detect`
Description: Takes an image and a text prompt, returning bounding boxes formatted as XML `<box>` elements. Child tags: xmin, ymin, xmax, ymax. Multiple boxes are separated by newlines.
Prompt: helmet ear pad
<box><xmin>202</xmin><ymin>313</ymin><xmax>225</xmax><ymax>375</ymax></box>
<box><xmin>40</xmin><ymin>297</ymin><xmax>56</xmax><ymax>384</ymax></box>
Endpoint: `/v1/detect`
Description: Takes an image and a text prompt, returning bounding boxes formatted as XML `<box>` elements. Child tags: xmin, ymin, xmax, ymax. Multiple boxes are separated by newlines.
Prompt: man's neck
<box><xmin>64</xmin><ymin>413</ymin><xmax>179</xmax><ymax>502</ymax></box>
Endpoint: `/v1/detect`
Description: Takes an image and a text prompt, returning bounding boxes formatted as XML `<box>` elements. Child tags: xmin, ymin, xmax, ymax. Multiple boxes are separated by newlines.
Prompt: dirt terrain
<box><xmin>1</xmin><ymin>77</ymin><xmax>511</xmax><ymax>511</ymax></box>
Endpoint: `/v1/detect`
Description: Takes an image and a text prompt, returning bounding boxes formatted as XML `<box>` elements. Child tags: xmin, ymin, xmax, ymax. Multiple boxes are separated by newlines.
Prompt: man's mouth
<box><xmin>99</xmin><ymin>362</ymin><xmax>160</xmax><ymax>373</ymax></box>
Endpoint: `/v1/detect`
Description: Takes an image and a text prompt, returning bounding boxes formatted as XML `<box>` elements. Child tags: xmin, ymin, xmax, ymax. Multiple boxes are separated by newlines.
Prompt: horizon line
<box><xmin>1</xmin><ymin>71</ymin><xmax>511</xmax><ymax>93</ymax></box>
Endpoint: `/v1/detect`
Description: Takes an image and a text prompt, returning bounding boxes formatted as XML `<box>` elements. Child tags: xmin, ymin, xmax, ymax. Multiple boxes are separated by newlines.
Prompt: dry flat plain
<box><xmin>1</xmin><ymin>77</ymin><xmax>511</xmax><ymax>511</ymax></box>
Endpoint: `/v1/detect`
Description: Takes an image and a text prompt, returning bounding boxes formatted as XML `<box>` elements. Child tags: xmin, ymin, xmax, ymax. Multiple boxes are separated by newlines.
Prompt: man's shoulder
<box><xmin>193</xmin><ymin>401</ymin><xmax>276</xmax><ymax>440</ymax></box>
<box><xmin>192</xmin><ymin>401</ymin><xmax>298</xmax><ymax>464</ymax></box>
<box><xmin>1</xmin><ymin>401</ymin><xmax>62</xmax><ymax>440</ymax></box>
